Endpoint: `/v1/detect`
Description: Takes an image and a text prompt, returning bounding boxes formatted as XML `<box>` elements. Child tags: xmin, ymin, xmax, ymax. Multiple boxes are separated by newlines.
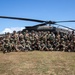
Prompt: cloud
<box><xmin>0</xmin><ymin>27</ymin><xmax>24</xmax><ymax>34</ymax></box>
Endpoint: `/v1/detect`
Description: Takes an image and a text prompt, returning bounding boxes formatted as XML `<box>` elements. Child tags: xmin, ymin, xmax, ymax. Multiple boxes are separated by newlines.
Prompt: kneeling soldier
<box><xmin>3</xmin><ymin>38</ymin><xmax>10</xmax><ymax>53</ymax></box>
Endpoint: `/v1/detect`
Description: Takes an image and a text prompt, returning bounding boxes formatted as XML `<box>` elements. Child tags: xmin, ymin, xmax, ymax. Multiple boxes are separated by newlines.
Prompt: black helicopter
<box><xmin>0</xmin><ymin>16</ymin><xmax>75</xmax><ymax>34</ymax></box>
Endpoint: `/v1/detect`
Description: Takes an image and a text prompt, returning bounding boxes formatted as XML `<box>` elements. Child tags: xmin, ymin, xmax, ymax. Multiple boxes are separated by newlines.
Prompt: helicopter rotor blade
<box><xmin>56</xmin><ymin>20</ymin><xmax>75</xmax><ymax>23</ymax></box>
<box><xmin>0</xmin><ymin>16</ymin><xmax>46</xmax><ymax>23</ymax></box>
<box><xmin>53</xmin><ymin>24</ymin><xmax>75</xmax><ymax>31</ymax></box>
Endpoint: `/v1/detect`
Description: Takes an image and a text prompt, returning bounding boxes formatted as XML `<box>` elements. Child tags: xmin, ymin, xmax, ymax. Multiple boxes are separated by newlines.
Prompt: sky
<box><xmin>0</xmin><ymin>0</ymin><xmax>75</xmax><ymax>34</ymax></box>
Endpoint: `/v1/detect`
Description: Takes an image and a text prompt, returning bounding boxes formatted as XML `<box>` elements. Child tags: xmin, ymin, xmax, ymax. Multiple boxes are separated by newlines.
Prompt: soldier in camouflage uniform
<box><xmin>37</xmin><ymin>41</ymin><xmax>41</xmax><ymax>50</ymax></box>
<box><xmin>31</xmin><ymin>41</ymin><xmax>36</xmax><ymax>50</ymax></box>
<box><xmin>40</xmin><ymin>41</ymin><xmax>48</xmax><ymax>51</ymax></box>
<box><xmin>20</xmin><ymin>39</ymin><xmax>25</xmax><ymax>51</ymax></box>
<box><xmin>10</xmin><ymin>32</ymin><xmax>19</xmax><ymax>52</ymax></box>
<box><xmin>25</xmin><ymin>40</ymin><xmax>32</xmax><ymax>51</ymax></box>
<box><xmin>47</xmin><ymin>41</ymin><xmax>53</xmax><ymax>51</ymax></box>
<box><xmin>16</xmin><ymin>40</ymin><xmax>25</xmax><ymax>51</ymax></box>
<box><xmin>3</xmin><ymin>35</ymin><xmax>11</xmax><ymax>53</ymax></box>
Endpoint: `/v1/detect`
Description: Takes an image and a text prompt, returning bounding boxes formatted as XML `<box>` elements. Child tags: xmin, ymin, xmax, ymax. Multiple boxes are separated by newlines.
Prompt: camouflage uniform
<box><xmin>62</xmin><ymin>41</ymin><xmax>66</xmax><ymax>51</ymax></box>
<box><xmin>37</xmin><ymin>41</ymin><xmax>41</xmax><ymax>50</ymax></box>
<box><xmin>3</xmin><ymin>37</ymin><xmax>11</xmax><ymax>53</ymax></box>
<box><xmin>25</xmin><ymin>40</ymin><xmax>32</xmax><ymax>51</ymax></box>
<box><xmin>47</xmin><ymin>41</ymin><xmax>53</xmax><ymax>51</ymax></box>
<box><xmin>20</xmin><ymin>39</ymin><xmax>25</xmax><ymax>51</ymax></box>
<box><xmin>16</xmin><ymin>41</ymin><xmax>25</xmax><ymax>51</ymax></box>
<box><xmin>41</xmin><ymin>42</ymin><xmax>48</xmax><ymax>51</ymax></box>
<box><xmin>31</xmin><ymin>42</ymin><xmax>35</xmax><ymax>50</ymax></box>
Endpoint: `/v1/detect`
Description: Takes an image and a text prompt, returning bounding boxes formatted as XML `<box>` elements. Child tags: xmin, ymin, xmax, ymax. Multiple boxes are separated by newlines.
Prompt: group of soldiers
<box><xmin>0</xmin><ymin>30</ymin><xmax>75</xmax><ymax>53</ymax></box>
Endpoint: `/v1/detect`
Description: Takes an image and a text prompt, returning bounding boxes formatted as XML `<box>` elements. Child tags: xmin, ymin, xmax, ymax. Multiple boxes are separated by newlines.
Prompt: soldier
<box><xmin>25</xmin><ymin>33</ymin><xmax>29</xmax><ymax>41</ymax></box>
<box><xmin>37</xmin><ymin>41</ymin><xmax>41</xmax><ymax>50</ymax></box>
<box><xmin>62</xmin><ymin>41</ymin><xmax>66</xmax><ymax>51</ymax></box>
<box><xmin>9</xmin><ymin>37</ymin><xmax>14</xmax><ymax>52</ymax></box>
<box><xmin>56</xmin><ymin>41</ymin><xmax>63</xmax><ymax>51</ymax></box>
<box><xmin>18</xmin><ymin>31</ymin><xmax>24</xmax><ymax>41</ymax></box>
<box><xmin>72</xmin><ymin>40</ymin><xmax>75</xmax><ymax>52</ymax></box>
<box><xmin>47</xmin><ymin>31</ymin><xmax>51</xmax><ymax>41</ymax></box>
<box><xmin>43</xmin><ymin>34</ymin><xmax>47</xmax><ymax>44</ymax></box>
<box><xmin>25</xmin><ymin>40</ymin><xmax>32</xmax><ymax>51</ymax></box>
<box><xmin>3</xmin><ymin>35</ymin><xmax>11</xmax><ymax>53</ymax></box>
<box><xmin>40</xmin><ymin>41</ymin><xmax>48</xmax><ymax>51</ymax></box>
<box><xmin>31</xmin><ymin>30</ymin><xmax>35</xmax><ymax>37</ymax></box>
<box><xmin>63</xmin><ymin>33</ymin><xmax>67</xmax><ymax>41</ymax></box>
<box><xmin>16</xmin><ymin>41</ymin><xmax>25</xmax><ymax>51</ymax></box>
<box><xmin>54</xmin><ymin>39</ymin><xmax>60</xmax><ymax>51</ymax></box>
<box><xmin>29</xmin><ymin>35</ymin><xmax>35</xmax><ymax>42</ymax></box>
<box><xmin>12</xmin><ymin>31</ymin><xmax>19</xmax><ymax>44</ymax></box>
<box><xmin>47</xmin><ymin>41</ymin><xmax>53</xmax><ymax>51</ymax></box>
<box><xmin>10</xmin><ymin>37</ymin><xmax>19</xmax><ymax>52</ymax></box>
<box><xmin>10</xmin><ymin>42</ymin><xmax>17</xmax><ymax>52</ymax></box>
<box><xmin>65</xmin><ymin>40</ymin><xmax>70</xmax><ymax>52</ymax></box>
<box><xmin>56</xmin><ymin>32</ymin><xmax>60</xmax><ymax>41</ymax></box>
<box><xmin>31</xmin><ymin>41</ymin><xmax>35</xmax><ymax>50</ymax></box>
<box><xmin>20</xmin><ymin>39</ymin><xmax>25</xmax><ymax>51</ymax></box>
<box><xmin>67</xmin><ymin>42</ymin><xmax>72</xmax><ymax>52</ymax></box>
<box><xmin>0</xmin><ymin>36</ymin><xmax>4</xmax><ymax>51</ymax></box>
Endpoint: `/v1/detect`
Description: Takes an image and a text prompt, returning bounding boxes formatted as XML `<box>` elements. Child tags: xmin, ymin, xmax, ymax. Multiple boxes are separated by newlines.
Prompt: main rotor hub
<box><xmin>48</xmin><ymin>21</ymin><xmax>56</xmax><ymax>24</ymax></box>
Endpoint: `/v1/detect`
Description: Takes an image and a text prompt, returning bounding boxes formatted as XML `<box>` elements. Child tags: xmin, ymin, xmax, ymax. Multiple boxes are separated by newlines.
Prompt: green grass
<box><xmin>0</xmin><ymin>51</ymin><xmax>75</xmax><ymax>75</ymax></box>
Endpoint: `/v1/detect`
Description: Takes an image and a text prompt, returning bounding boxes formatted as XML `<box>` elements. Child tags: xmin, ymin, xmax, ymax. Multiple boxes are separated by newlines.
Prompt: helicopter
<box><xmin>0</xmin><ymin>16</ymin><xmax>75</xmax><ymax>34</ymax></box>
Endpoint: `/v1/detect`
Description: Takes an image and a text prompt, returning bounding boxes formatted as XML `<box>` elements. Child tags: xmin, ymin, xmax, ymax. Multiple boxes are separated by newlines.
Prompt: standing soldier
<box><xmin>56</xmin><ymin>32</ymin><xmax>60</xmax><ymax>41</ymax></box>
<box><xmin>18</xmin><ymin>31</ymin><xmax>24</xmax><ymax>41</ymax></box>
<box><xmin>12</xmin><ymin>31</ymin><xmax>19</xmax><ymax>44</ymax></box>
<box><xmin>10</xmin><ymin>37</ymin><xmax>14</xmax><ymax>52</ymax></box>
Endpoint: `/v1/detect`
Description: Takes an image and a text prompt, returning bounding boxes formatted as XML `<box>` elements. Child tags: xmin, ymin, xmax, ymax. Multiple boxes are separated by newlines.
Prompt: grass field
<box><xmin>0</xmin><ymin>51</ymin><xmax>75</xmax><ymax>75</ymax></box>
